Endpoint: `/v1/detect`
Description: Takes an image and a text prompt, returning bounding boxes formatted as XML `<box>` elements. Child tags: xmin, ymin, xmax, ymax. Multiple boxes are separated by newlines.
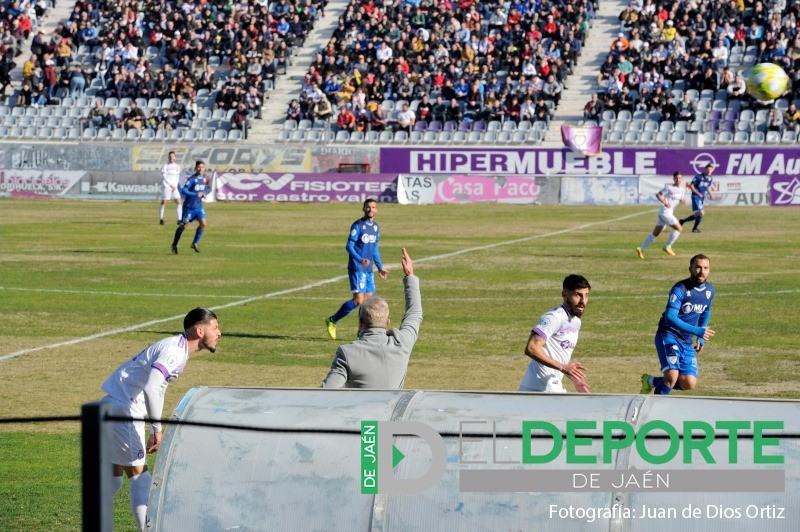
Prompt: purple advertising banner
<box><xmin>380</xmin><ymin>148</ymin><xmax>800</xmax><ymax>179</ymax></box>
<box><xmin>214</xmin><ymin>172</ymin><xmax>397</xmax><ymax>203</ymax></box>
<box><xmin>770</xmin><ymin>175</ymin><xmax>800</xmax><ymax>207</ymax></box>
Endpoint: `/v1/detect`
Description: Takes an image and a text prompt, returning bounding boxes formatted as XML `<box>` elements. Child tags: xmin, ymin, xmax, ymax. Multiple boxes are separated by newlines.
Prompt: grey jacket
<box><xmin>321</xmin><ymin>275</ymin><xmax>422</xmax><ymax>389</ymax></box>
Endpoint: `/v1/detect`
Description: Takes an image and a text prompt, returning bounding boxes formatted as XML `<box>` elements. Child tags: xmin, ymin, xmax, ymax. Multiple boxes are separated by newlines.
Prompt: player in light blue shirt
<box><xmin>641</xmin><ymin>254</ymin><xmax>716</xmax><ymax>395</ymax></box>
<box><xmin>172</xmin><ymin>160</ymin><xmax>209</xmax><ymax>254</ymax></box>
<box><xmin>325</xmin><ymin>198</ymin><xmax>388</xmax><ymax>340</ymax></box>
<box><xmin>679</xmin><ymin>163</ymin><xmax>714</xmax><ymax>233</ymax></box>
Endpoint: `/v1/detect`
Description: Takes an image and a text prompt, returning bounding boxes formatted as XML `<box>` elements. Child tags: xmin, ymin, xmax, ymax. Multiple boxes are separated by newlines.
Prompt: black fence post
<box><xmin>82</xmin><ymin>401</ymin><xmax>113</xmax><ymax>532</ymax></box>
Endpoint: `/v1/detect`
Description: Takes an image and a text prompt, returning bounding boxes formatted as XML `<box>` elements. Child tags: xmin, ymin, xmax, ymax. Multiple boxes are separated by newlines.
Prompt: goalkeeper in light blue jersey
<box><xmin>325</xmin><ymin>199</ymin><xmax>388</xmax><ymax>340</ymax></box>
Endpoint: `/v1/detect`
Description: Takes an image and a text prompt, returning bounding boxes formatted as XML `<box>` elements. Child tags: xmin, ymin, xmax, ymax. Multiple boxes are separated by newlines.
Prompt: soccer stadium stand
<box><xmin>0</xmin><ymin>0</ymin><xmax>327</xmax><ymax>140</ymax></box>
<box><xmin>585</xmin><ymin>0</ymin><xmax>800</xmax><ymax>145</ymax></box>
<box><xmin>1</xmin><ymin>0</ymin><xmax>800</xmax><ymax>145</ymax></box>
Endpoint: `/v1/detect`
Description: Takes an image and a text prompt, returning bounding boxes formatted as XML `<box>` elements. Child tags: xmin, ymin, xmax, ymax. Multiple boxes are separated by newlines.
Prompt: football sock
<box><xmin>129</xmin><ymin>471</ymin><xmax>151</xmax><ymax>532</ymax></box>
<box><xmin>640</xmin><ymin>233</ymin><xmax>656</xmax><ymax>250</ymax></box>
<box><xmin>176</xmin><ymin>204</ymin><xmax>183</xmax><ymax>221</ymax></box>
<box><xmin>672</xmin><ymin>380</ymin><xmax>683</xmax><ymax>390</ymax></box>
<box><xmin>172</xmin><ymin>226</ymin><xmax>184</xmax><ymax>246</ymax></box>
<box><xmin>109</xmin><ymin>474</ymin><xmax>123</xmax><ymax>507</ymax></box>
<box><xmin>681</xmin><ymin>214</ymin><xmax>696</xmax><ymax>225</ymax></box>
<box><xmin>653</xmin><ymin>377</ymin><xmax>672</xmax><ymax>395</ymax></box>
<box><xmin>331</xmin><ymin>299</ymin><xmax>358</xmax><ymax>323</ymax></box>
<box><xmin>693</xmin><ymin>216</ymin><xmax>702</xmax><ymax>230</ymax></box>
<box><xmin>647</xmin><ymin>376</ymin><xmax>655</xmax><ymax>387</ymax></box>
<box><xmin>665</xmin><ymin>230</ymin><xmax>680</xmax><ymax>247</ymax></box>
<box><xmin>193</xmin><ymin>228</ymin><xmax>204</xmax><ymax>245</ymax></box>
<box><xmin>158</xmin><ymin>204</ymin><xmax>165</xmax><ymax>221</ymax></box>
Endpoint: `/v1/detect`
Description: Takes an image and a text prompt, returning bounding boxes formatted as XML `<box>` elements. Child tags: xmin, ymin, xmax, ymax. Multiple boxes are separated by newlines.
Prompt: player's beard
<box><xmin>201</xmin><ymin>337</ymin><xmax>217</xmax><ymax>353</ymax></box>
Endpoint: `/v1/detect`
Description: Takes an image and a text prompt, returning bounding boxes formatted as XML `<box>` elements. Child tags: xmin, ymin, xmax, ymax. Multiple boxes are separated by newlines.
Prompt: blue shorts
<box><xmin>655</xmin><ymin>332</ymin><xmax>697</xmax><ymax>376</ymax></box>
<box><xmin>181</xmin><ymin>207</ymin><xmax>206</xmax><ymax>225</ymax></box>
<box><xmin>349</xmin><ymin>270</ymin><xmax>375</xmax><ymax>294</ymax></box>
<box><xmin>691</xmin><ymin>196</ymin><xmax>704</xmax><ymax>213</ymax></box>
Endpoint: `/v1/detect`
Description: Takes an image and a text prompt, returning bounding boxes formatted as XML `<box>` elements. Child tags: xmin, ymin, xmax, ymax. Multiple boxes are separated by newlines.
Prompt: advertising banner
<box><xmin>214</xmin><ymin>172</ymin><xmax>397</xmax><ymax>203</ymax></box>
<box><xmin>561</xmin><ymin>176</ymin><xmax>639</xmax><ymax>205</ymax></box>
<box><xmin>397</xmin><ymin>174</ymin><xmax>548</xmax><ymax>205</ymax></box>
<box><xmin>639</xmin><ymin>176</ymin><xmax>770</xmax><ymax>207</ymax></box>
<box><xmin>769</xmin><ymin>175</ymin><xmax>800</xmax><ymax>207</ymax></box>
<box><xmin>130</xmin><ymin>145</ymin><xmax>380</xmax><ymax>173</ymax></box>
<box><xmin>0</xmin><ymin>169</ymin><xmax>85</xmax><ymax>197</ymax></box>
<box><xmin>380</xmin><ymin>147</ymin><xmax>800</xmax><ymax>180</ymax></box>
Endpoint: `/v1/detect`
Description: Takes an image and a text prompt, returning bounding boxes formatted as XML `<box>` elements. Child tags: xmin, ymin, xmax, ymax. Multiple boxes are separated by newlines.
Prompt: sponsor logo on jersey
<box><xmin>668</xmin><ymin>356</ymin><xmax>678</xmax><ymax>365</ymax></box>
<box><xmin>361</xmin><ymin>234</ymin><xmax>377</xmax><ymax>244</ymax></box>
<box><xmin>351</xmin><ymin>228</ymin><xmax>357</xmax><ymax>236</ymax></box>
<box><xmin>706</xmin><ymin>291</ymin><xmax>711</xmax><ymax>299</ymax></box>
<box><xmin>681</xmin><ymin>302</ymin><xmax>708</xmax><ymax>314</ymax></box>
<box><xmin>670</xmin><ymin>294</ymin><xmax>677</xmax><ymax>303</ymax></box>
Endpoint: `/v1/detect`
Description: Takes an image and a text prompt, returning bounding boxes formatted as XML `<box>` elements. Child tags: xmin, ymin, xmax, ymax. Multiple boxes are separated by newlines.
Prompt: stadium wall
<box><xmin>146</xmin><ymin>387</ymin><xmax>799</xmax><ymax>531</ymax></box>
<box><xmin>0</xmin><ymin>143</ymin><xmax>797</xmax><ymax>206</ymax></box>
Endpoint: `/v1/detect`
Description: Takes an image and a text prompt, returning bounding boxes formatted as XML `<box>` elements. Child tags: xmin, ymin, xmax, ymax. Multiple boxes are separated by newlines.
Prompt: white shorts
<box><xmin>161</xmin><ymin>186</ymin><xmax>181</xmax><ymax>201</ymax></box>
<box><xmin>657</xmin><ymin>212</ymin><xmax>679</xmax><ymax>227</ymax></box>
<box><xmin>102</xmin><ymin>396</ymin><xmax>147</xmax><ymax>466</ymax></box>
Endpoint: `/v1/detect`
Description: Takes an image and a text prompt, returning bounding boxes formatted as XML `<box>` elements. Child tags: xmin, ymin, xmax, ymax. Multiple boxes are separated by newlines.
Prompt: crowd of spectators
<box><xmin>0</xmin><ymin>0</ymin><xmax>50</xmax><ymax>95</ymax></box>
<box><xmin>288</xmin><ymin>0</ymin><xmax>599</xmax><ymax>132</ymax></box>
<box><xmin>14</xmin><ymin>0</ymin><xmax>328</xmax><ymax>135</ymax></box>
<box><xmin>583</xmin><ymin>0</ymin><xmax>800</xmax><ymax>134</ymax></box>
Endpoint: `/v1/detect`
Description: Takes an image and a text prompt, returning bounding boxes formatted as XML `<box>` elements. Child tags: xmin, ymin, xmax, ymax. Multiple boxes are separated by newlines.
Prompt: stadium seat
<box><xmin>717</xmin><ymin>131</ymin><xmax>733</xmax><ymax>144</ymax></box>
<box><xmin>765</xmin><ymin>131</ymin><xmax>781</xmax><ymax>144</ymax></box>
<box><xmin>52</xmin><ymin>127</ymin><xmax>69</xmax><ymax>140</ymax></box>
<box><xmin>511</xmin><ymin>131</ymin><xmax>527</xmax><ymax>144</ymax></box>
<box><xmin>497</xmin><ymin>131</ymin><xmax>513</xmax><ymax>144</ymax></box>
<box><xmin>409</xmin><ymin>131</ymin><xmax>423</xmax><ymax>143</ymax></box>
<box><xmin>306</xmin><ymin>130</ymin><xmax>322</xmax><ymax>142</ymax></box>
<box><xmin>393</xmin><ymin>131</ymin><xmax>408</xmax><ymax>143</ymax></box>
<box><xmin>348</xmin><ymin>131</ymin><xmax>365</xmax><ymax>143</ymax></box>
<box><xmin>97</xmin><ymin>128</ymin><xmax>111</xmax><ymax>140</ymax></box>
<box><xmin>126</xmin><ymin>129</ymin><xmax>140</xmax><ymax>140</ymax></box>
<box><xmin>464</xmin><ymin>131</ymin><xmax>480</xmax><ymax>143</ymax></box>
<box><xmin>82</xmin><ymin>127</ymin><xmax>97</xmax><ymax>140</ymax></box>
<box><xmin>68</xmin><ymin>127</ymin><xmax>83</xmax><ymax>140</ymax></box>
<box><xmin>749</xmin><ymin>131</ymin><xmax>765</xmax><ymax>143</ymax></box>
<box><xmin>624</xmin><ymin>131</ymin><xmax>640</xmax><ymax>145</ymax></box>
<box><xmin>291</xmin><ymin>130</ymin><xmax>305</xmax><ymax>142</ymax></box>
<box><xmin>781</xmin><ymin>131</ymin><xmax>797</xmax><ymax>143</ymax></box>
<box><xmin>659</xmin><ymin>121</ymin><xmax>674</xmax><ymax>132</ymax></box>
<box><xmin>227</xmin><ymin>130</ymin><xmax>243</xmax><ymax>142</ymax></box>
<box><xmin>182</xmin><ymin>129</ymin><xmax>198</xmax><ymax>141</ymax></box>
<box><xmin>283</xmin><ymin>119</ymin><xmax>298</xmax><ymax>131</ymax></box>
<box><xmin>213</xmin><ymin>129</ymin><xmax>228</xmax><ymax>141</ymax></box>
<box><xmin>502</xmin><ymin>121</ymin><xmax>517</xmax><ymax>132</ymax></box>
<box><xmin>483</xmin><ymin>131</ymin><xmax>498</xmax><ymax>143</ymax></box>
<box><xmin>665</xmin><ymin>131</ymin><xmax>681</xmax><ymax>144</ymax></box>
<box><xmin>607</xmin><ymin>131</ymin><xmax>623</xmax><ymax>144</ymax></box>
<box><xmin>335</xmin><ymin>130</ymin><xmax>350</xmax><ymax>142</ymax></box>
<box><xmin>640</xmin><ymin>131</ymin><xmax>655</xmax><ymax>144</ymax></box>
<box><xmin>487</xmin><ymin>121</ymin><xmax>502</xmax><ymax>132</ymax></box>
<box><xmin>733</xmin><ymin>131</ymin><xmax>749</xmax><ymax>143</ymax></box>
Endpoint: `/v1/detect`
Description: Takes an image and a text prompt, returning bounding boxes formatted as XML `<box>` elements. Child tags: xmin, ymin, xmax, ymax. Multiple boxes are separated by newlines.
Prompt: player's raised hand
<box><xmin>401</xmin><ymin>247</ymin><xmax>413</xmax><ymax>276</ymax></box>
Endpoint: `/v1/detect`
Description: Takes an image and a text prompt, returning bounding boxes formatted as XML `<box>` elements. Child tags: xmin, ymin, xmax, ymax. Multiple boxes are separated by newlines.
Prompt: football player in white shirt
<box><xmin>159</xmin><ymin>151</ymin><xmax>183</xmax><ymax>225</ymax></box>
<box><xmin>636</xmin><ymin>171</ymin><xmax>686</xmax><ymax>258</ymax></box>
<box><xmin>519</xmin><ymin>274</ymin><xmax>591</xmax><ymax>393</ymax></box>
<box><xmin>100</xmin><ymin>308</ymin><xmax>221</xmax><ymax>531</ymax></box>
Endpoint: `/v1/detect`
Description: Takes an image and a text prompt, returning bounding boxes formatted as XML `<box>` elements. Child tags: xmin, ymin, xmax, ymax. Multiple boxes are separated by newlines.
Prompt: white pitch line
<box><xmin>247</xmin><ymin>289</ymin><xmax>800</xmax><ymax>302</ymax></box>
<box><xmin>0</xmin><ymin>286</ymin><xmax>251</xmax><ymax>299</ymax></box>
<box><xmin>0</xmin><ymin>210</ymin><xmax>654</xmax><ymax>363</ymax></box>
